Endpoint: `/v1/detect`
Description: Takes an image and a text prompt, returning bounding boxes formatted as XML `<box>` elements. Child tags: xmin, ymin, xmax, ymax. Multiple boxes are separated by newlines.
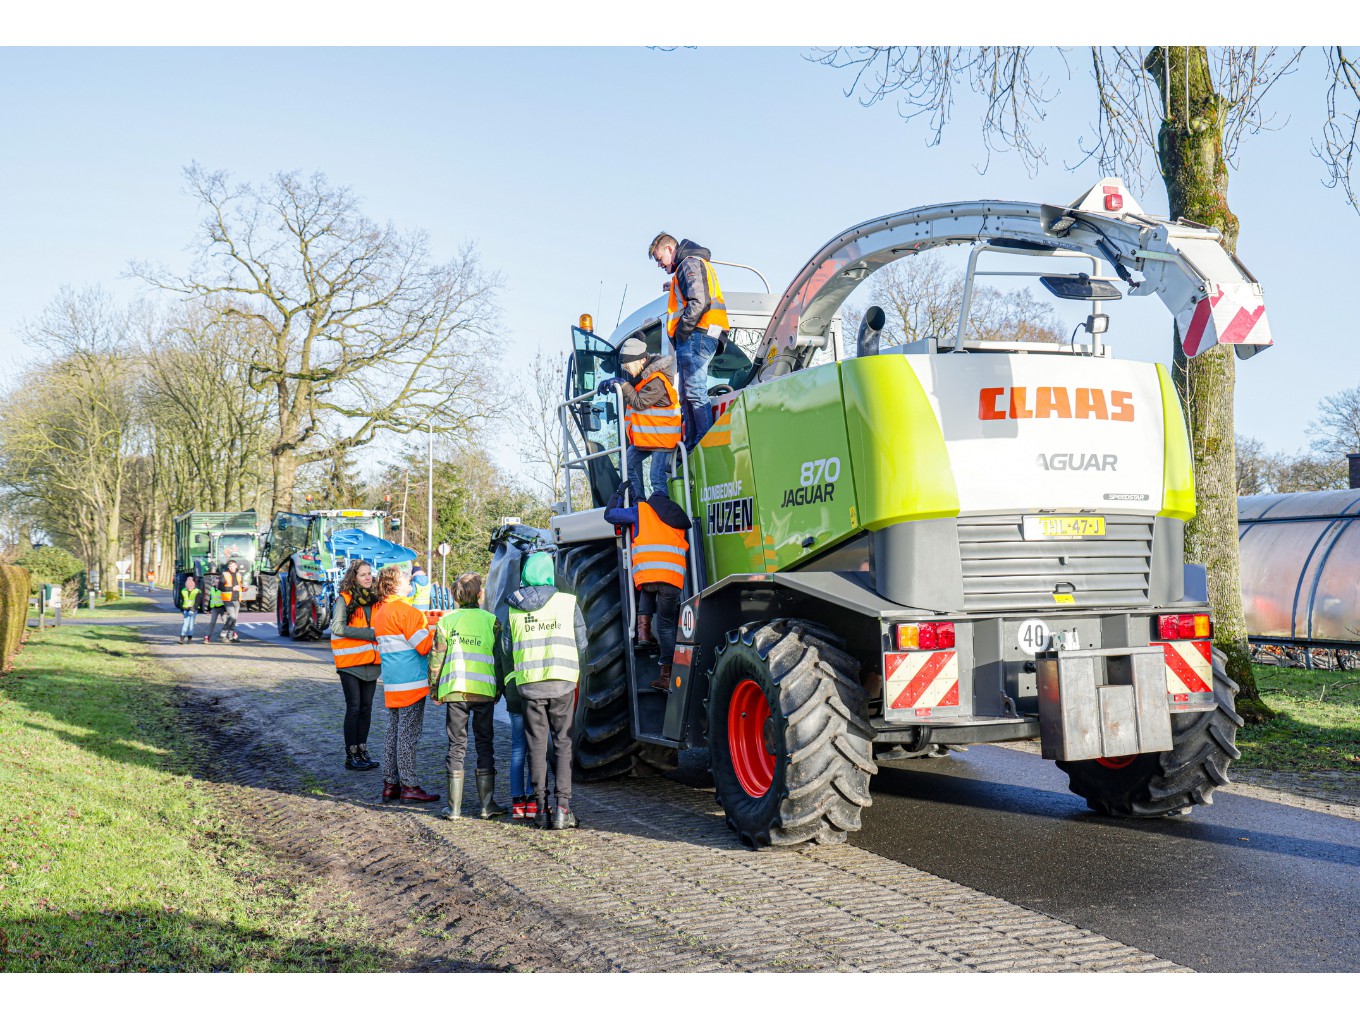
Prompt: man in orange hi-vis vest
<box><xmin>596</xmin><ymin>333</ymin><xmax>681</xmax><ymax>497</ymax></box>
<box><xmin>648</xmin><ymin>232</ymin><xmax>728</xmax><ymax>449</ymax></box>
<box><xmin>604</xmin><ymin>486</ymin><xmax>691</xmax><ymax>693</ymax></box>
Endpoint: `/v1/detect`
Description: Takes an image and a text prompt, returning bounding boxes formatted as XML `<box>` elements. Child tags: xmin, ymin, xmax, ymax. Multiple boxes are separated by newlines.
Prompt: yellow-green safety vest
<box><xmin>508</xmin><ymin>592</ymin><xmax>580</xmax><ymax>687</ymax></box>
<box><xmin>180</xmin><ymin>588</ymin><xmax>197</xmax><ymax>610</ymax></box>
<box><xmin>434</xmin><ymin>607</ymin><xmax>498</xmax><ymax>701</ymax></box>
<box><xmin>207</xmin><ymin>587</ymin><xmax>224</xmax><ymax>609</ymax></box>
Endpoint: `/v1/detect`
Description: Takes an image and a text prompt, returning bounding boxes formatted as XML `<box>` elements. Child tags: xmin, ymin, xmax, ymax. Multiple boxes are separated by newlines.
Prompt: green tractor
<box><xmin>539</xmin><ymin>179</ymin><xmax>1269</xmax><ymax>849</ymax></box>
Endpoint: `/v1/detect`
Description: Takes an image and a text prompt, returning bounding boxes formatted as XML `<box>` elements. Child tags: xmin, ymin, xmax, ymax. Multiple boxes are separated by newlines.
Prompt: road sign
<box><xmin>437</xmin><ymin>542</ymin><xmax>450</xmax><ymax>557</ymax></box>
<box><xmin>116</xmin><ymin>559</ymin><xmax>133</xmax><ymax>574</ymax></box>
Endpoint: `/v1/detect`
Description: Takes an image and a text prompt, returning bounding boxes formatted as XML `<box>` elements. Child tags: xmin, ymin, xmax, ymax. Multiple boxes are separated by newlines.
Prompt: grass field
<box><xmin>0</xmin><ymin>625</ymin><xmax>385</xmax><ymax>972</ymax></box>
<box><xmin>1239</xmin><ymin>664</ymin><xmax>1360</xmax><ymax>772</ymax></box>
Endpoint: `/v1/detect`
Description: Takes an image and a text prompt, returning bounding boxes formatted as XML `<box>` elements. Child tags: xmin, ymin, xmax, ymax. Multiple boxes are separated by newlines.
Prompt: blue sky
<box><xmin>1</xmin><ymin>45</ymin><xmax>1354</xmax><ymax>482</ymax></box>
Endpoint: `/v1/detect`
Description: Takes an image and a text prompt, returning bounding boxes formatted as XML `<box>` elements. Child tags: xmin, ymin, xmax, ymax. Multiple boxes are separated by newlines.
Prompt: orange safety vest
<box><xmin>631</xmin><ymin>501</ymin><xmax>688</xmax><ymax>589</ymax></box>
<box><xmin>625</xmin><ymin>368</ymin><xmax>683</xmax><ymax>450</ymax></box>
<box><xmin>331</xmin><ymin>591</ymin><xmax>380</xmax><ymax>671</ymax></box>
<box><xmin>220</xmin><ymin>569</ymin><xmax>243</xmax><ymax>602</ymax></box>
<box><xmin>666</xmin><ymin>256</ymin><xmax>729</xmax><ymax>339</ymax></box>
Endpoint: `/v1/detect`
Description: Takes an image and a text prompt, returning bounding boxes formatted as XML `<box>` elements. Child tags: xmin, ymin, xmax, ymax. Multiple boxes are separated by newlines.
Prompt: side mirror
<box><xmin>1040</xmin><ymin>273</ymin><xmax>1122</xmax><ymax>301</ymax></box>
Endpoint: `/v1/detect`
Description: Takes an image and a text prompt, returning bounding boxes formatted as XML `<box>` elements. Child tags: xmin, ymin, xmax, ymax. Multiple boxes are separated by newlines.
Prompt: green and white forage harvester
<box><xmin>173</xmin><ymin>510</ymin><xmax>264</xmax><ymax>610</ymax></box>
<box><xmin>532</xmin><ymin>178</ymin><xmax>1274</xmax><ymax>849</ymax></box>
<box><xmin>260</xmin><ymin>508</ymin><xmax>417</xmax><ymax>641</ymax></box>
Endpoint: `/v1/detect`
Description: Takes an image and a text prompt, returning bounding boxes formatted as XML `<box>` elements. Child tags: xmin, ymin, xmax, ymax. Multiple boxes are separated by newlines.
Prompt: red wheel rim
<box><xmin>728</xmin><ymin>679</ymin><xmax>775</xmax><ymax>797</ymax></box>
<box><xmin>1096</xmin><ymin>754</ymin><xmax>1138</xmax><ymax>769</ymax></box>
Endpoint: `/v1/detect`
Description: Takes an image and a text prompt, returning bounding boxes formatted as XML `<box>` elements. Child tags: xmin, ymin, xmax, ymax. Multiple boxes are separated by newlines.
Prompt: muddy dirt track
<box><xmin>125</xmin><ymin>600</ymin><xmax>1191</xmax><ymax>974</ymax></box>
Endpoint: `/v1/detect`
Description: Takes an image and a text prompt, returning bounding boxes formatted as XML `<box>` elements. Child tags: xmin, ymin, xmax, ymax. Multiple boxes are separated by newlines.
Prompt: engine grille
<box><xmin>956</xmin><ymin>515</ymin><xmax>1154</xmax><ymax>612</ymax></box>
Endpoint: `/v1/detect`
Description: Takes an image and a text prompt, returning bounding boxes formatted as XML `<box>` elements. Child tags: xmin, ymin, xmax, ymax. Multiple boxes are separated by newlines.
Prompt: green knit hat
<box><xmin>521</xmin><ymin>551</ymin><xmax>556</xmax><ymax>586</ymax></box>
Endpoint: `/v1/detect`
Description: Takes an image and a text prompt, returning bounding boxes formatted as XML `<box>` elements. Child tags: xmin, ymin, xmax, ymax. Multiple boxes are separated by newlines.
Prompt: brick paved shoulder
<box><xmin>143</xmin><ymin>622</ymin><xmax>1188</xmax><ymax>973</ymax></box>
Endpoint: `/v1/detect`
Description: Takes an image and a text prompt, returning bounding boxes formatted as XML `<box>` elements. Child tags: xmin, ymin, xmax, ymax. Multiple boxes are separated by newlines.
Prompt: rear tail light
<box><xmin>1157</xmin><ymin>613</ymin><xmax>1211</xmax><ymax>641</ymax></box>
<box><xmin>896</xmin><ymin>621</ymin><xmax>956</xmax><ymax>650</ymax></box>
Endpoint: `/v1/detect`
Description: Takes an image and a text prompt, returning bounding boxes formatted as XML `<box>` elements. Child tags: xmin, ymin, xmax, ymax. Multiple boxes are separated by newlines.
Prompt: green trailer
<box><xmin>172</xmin><ymin>510</ymin><xmax>267</xmax><ymax>612</ymax></box>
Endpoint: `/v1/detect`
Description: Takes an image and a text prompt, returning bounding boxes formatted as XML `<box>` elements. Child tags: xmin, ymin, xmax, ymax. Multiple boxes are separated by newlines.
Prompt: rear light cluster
<box><xmin>895</xmin><ymin>622</ymin><xmax>955</xmax><ymax>650</ymax></box>
<box><xmin>1157</xmin><ymin>613</ymin><xmax>1212</xmax><ymax>641</ymax></box>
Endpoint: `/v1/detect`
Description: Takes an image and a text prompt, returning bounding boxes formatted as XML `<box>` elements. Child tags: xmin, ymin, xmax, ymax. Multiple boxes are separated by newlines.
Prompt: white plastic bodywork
<box><xmin>756</xmin><ymin>177</ymin><xmax>1272</xmax><ymax>381</ymax></box>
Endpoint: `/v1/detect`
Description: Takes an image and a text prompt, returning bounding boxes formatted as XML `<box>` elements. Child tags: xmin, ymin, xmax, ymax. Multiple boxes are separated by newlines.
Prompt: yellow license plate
<box><xmin>1022</xmin><ymin>515</ymin><xmax>1106</xmax><ymax>539</ymax></box>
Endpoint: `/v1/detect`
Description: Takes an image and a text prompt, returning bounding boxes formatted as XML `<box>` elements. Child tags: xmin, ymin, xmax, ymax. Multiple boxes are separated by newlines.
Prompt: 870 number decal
<box><xmin>799</xmin><ymin>458</ymin><xmax>841</xmax><ymax>485</ymax></box>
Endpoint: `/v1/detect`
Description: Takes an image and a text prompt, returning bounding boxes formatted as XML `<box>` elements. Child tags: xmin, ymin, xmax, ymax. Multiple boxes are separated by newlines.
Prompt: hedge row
<box><xmin>0</xmin><ymin>564</ymin><xmax>32</xmax><ymax>671</ymax></box>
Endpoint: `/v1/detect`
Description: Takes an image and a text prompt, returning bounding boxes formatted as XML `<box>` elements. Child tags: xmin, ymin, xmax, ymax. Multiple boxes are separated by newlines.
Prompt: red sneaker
<box><xmin>511</xmin><ymin>796</ymin><xmax>527</xmax><ymax>819</ymax></box>
<box><xmin>523</xmin><ymin>797</ymin><xmax>538</xmax><ymax>820</ymax></box>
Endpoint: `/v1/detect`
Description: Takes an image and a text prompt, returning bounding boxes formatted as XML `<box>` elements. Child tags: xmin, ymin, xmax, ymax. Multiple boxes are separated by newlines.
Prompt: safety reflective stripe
<box><xmin>508</xmin><ymin>593</ymin><xmax>580</xmax><ymax>685</ymax></box>
<box><xmin>625</xmin><ymin>370</ymin><xmax>683</xmax><ymax>451</ymax></box>
<box><xmin>381</xmin><ymin>676</ymin><xmax>429</xmax><ymax>692</ymax></box>
<box><xmin>331</xmin><ymin>640</ymin><xmax>379</xmax><ymax>656</ymax></box>
<box><xmin>378</xmin><ymin>631</ymin><xmax>429</xmax><ymax>654</ymax></box>
<box><xmin>631</xmin><ymin>502</ymin><xmax>689</xmax><ymax>588</ymax></box>
<box><xmin>666</xmin><ymin>257</ymin><xmax>729</xmax><ymax>338</ymax></box>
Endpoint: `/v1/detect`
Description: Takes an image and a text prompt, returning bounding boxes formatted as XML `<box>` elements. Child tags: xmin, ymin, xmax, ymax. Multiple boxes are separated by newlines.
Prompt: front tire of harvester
<box><xmin>558</xmin><ymin>541</ymin><xmax>669</xmax><ymax>780</ymax></box>
<box><xmin>707</xmin><ymin>620</ymin><xmax>876</xmax><ymax>849</ymax></box>
<box><xmin>257</xmin><ymin>572</ymin><xmax>279</xmax><ymax>615</ymax></box>
<box><xmin>291</xmin><ymin>579</ymin><xmax>323</xmax><ymax>641</ymax></box>
<box><xmin>276</xmin><ymin>572</ymin><xmax>291</xmax><ymax>637</ymax></box>
<box><xmin>1056</xmin><ymin>648</ymin><xmax>1243</xmax><ymax>817</ymax></box>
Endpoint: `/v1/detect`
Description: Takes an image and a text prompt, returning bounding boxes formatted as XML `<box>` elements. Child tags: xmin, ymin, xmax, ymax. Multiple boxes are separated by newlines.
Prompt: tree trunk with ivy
<box><xmin>1146</xmin><ymin>46</ymin><xmax>1269</xmax><ymax>721</ymax></box>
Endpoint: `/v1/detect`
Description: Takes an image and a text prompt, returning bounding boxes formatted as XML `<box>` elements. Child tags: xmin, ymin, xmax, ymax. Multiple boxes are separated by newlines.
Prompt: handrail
<box><xmin>709</xmin><ymin>259</ymin><xmax>771</xmax><ymax>294</ymax></box>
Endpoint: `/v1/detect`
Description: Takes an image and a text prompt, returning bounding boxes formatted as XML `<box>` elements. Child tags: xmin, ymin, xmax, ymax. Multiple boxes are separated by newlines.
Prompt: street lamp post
<box><xmin>426</xmin><ymin>421</ymin><xmax>434</xmax><ymax>584</ymax></box>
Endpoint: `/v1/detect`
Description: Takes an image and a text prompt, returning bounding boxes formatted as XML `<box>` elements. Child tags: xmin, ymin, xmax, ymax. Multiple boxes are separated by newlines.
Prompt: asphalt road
<box><xmin>852</xmin><ymin>747</ymin><xmax>1360</xmax><ymax>972</ymax></box>
<box><xmin>163</xmin><ymin>589</ymin><xmax>1360</xmax><ymax>972</ymax></box>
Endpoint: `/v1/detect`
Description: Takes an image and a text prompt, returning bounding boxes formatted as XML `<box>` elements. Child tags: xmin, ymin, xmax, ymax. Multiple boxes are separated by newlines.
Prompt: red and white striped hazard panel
<box><xmin>883</xmin><ymin>650</ymin><xmax>960</xmax><ymax>722</ymax></box>
<box><xmin>1151</xmin><ymin>639</ymin><xmax>1215</xmax><ymax>711</ymax></box>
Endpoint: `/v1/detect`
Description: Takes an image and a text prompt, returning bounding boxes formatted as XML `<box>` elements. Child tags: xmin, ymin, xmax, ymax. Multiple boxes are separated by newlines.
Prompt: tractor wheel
<box><xmin>257</xmin><ymin>572</ymin><xmax>279</xmax><ymax>615</ymax></box>
<box><xmin>1056</xmin><ymin>648</ymin><xmax>1242</xmax><ymax>817</ymax></box>
<box><xmin>276</xmin><ymin>572</ymin><xmax>291</xmax><ymax>637</ymax></box>
<box><xmin>707</xmin><ymin>619</ymin><xmax>877</xmax><ymax>849</ymax></box>
<box><xmin>558</xmin><ymin>540</ymin><xmax>675</xmax><ymax>781</ymax></box>
<box><xmin>291</xmin><ymin>579</ymin><xmax>323</xmax><ymax>641</ymax></box>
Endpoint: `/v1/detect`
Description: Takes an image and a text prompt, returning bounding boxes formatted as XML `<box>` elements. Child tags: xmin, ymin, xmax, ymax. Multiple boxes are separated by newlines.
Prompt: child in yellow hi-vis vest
<box><xmin>427</xmin><ymin>572</ymin><xmax>506</xmax><ymax>821</ymax></box>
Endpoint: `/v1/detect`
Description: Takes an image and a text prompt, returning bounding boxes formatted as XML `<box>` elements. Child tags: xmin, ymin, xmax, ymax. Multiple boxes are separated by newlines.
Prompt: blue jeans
<box><xmin>180</xmin><ymin>610</ymin><xmax>197</xmax><ymax>637</ymax></box>
<box><xmin>626</xmin><ymin>444</ymin><xmax>673</xmax><ymax>498</ymax></box>
<box><xmin>509</xmin><ymin>710</ymin><xmax>533</xmax><ymax>799</ymax></box>
<box><xmin>676</xmin><ymin>331</ymin><xmax>718</xmax><ymax>448</ymax></box>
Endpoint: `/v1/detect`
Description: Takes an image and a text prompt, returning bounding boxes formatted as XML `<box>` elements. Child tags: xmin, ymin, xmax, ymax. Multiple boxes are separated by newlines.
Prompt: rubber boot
<box><xmin>345</xmin><ymin>745</ymin><xmax>364</xmax><ymax>770</ymax></box>
<box><xmin>651</xmin><ymin>662</ymin><xmax>673</xmax><ymax>693</ymax></box>
<box><xmin>440</xmin><ymin>771</ymin><xmax>465</xmax><ymax>820</ymax></box>
<box><xmin>636</xmin><ymin>615</ymin><xmax>655</xmax><ymax>645</ymax></box>
<box><xmin>475</xmin><ymin>769</ymin><xmax>506</xmax><ymax>819</ymax></box>
<box><xmin>355</xmin><ymin>744</ymin><xmax>379</xmax><ymax>770</ymax></box>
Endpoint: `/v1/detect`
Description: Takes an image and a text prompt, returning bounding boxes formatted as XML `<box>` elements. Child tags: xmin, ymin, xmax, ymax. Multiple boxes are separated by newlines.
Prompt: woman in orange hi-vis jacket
<box><xmin>373</xmin><ymin>564</ymin><xmax>437</xmax><ymax>803</ymax></box>
<box><xmin>330</xmin><ymin>559</ymin><xmax>382</xmax><ymax>772</ymax></box>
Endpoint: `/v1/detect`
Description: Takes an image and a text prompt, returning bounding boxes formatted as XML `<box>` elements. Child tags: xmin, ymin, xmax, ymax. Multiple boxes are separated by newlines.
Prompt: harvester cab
<box><xmin>549</xmin><ymin>178</ymin><xmax>1271</xmax><ymax>848</ymax></box>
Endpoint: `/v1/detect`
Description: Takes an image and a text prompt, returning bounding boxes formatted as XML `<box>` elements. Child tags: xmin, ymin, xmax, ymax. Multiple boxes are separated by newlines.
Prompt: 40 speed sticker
<box><xmin>679</xmin><ymin>603</ymin><xmax>697</xmax><ymax>640</ymax></box>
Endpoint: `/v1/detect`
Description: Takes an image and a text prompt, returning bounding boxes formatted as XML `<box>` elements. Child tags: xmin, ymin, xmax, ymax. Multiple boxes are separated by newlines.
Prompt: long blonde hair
<box><xmin>375</xmin><ymin>564</ymin><xmax>404</xmax><ymax>600</ymax></box>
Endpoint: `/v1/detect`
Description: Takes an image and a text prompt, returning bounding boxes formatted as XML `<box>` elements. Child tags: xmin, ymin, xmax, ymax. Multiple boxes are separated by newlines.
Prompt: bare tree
<box><xmin>134</xmin><ymin>165</ymin><xmax>504</xmax><ymax>516</ymax></box>
<box><xmin>1235</xmin><ymin>434</ymin><xmax>1271</xmax><ymax>496</ymax></box>
<box><xmin>1307</xmin><ymin>384</ymin><xmax>1360</xmax><ymax>459</ymax></box>
<box><xmin>862</xmin><ymin>253</ymin><xmax>1064</xmax><ymax>350</ymax></box>
<box><xmin>810</xmin><ymin>45</ymin><xmax>1310</xmax><ymax>717</ymax></box>
<box><xmin>0</xmin><ymin>288</ymin><xmax>139</xmax><ymax>588</ymax></box>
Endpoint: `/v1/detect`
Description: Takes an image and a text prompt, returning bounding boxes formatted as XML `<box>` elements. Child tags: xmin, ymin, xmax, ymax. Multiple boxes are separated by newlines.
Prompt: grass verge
<box><xmin>1239</xmin><ymin>665</ymin><xmax>1360</xmax><ymax>772</ymax></box>
<box><xmin>0</xmin><ymin>625</ymin><xmax>387</xmax><ymax>972</ymax></box>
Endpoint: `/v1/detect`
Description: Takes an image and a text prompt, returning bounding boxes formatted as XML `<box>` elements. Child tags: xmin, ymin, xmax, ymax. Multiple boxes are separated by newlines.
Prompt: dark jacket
<box><xmin>671</xmin><ymin>239</ymin><xmax>718</xmax><ymax>343</ymax></box>
<box><xmin>618</xmin><ymin>353</ymin><xmax>677</xmax><ymax>411</ymax></box>
<box><xmin>500</xmin><ymin>583</ymin><xmax>590</xmax><ymax>705</ymax></box>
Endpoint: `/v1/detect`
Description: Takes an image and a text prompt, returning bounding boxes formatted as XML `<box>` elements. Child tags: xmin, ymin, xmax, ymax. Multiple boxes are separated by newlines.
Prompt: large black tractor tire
<box><xmin>558</xmin><ymin>540</ymin><xmax>676</xmax><ymax>781</ymax></box>
<box><xmin>290</xmin><ymin>578</ymin><xmax>324</xmax><ymax>641</ymax></box>
<box><xmin>708</xmin><ymin>619</ymin><xmax>877</xmax><ymax>849</ymax></box>
<box><xmin>256</xmin><ymin>572</ymin><xmax>279</xmax><ymax>615</ymax></box>
<box><xmin>1056</xmin><ymin>648</ymin><xmax>1243</xmax><ymax>817</ymax></box>
<box><xmin>276</xmin><ymin>572</ymin><xmax>291</xmax><ymax>637</ymax></box>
